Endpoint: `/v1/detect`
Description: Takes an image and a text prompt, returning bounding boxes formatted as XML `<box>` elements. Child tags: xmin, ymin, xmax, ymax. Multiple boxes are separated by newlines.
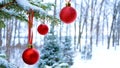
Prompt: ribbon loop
<box><xmin>28</xmin><ymin>9</ymin><xmax>34</xmax><ymax>45</ymax></box>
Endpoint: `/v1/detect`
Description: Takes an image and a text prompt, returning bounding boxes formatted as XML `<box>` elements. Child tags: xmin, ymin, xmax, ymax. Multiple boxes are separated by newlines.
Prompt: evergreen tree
<box><xmin>81</xmin><ymin>45</ymin><xmax>92</xmax><ymax>60</ymax></box>
<box><xmin>0</xmin><ymin>57</ymin><xmax>17</xmax><ymax>68</ymax></box>
<box><xmin>61</xmin><ymin>36</ymin><xmax>74</xmax><ymax>66</ymax></box>
<box><xmin>38</xmin><ymin>32</ymin><xmax>61</xmax><ymax>68</ymax></box>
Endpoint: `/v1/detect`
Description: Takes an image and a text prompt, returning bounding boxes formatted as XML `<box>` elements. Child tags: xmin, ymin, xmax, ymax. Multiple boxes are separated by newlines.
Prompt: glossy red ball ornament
<box><xmin>59</xmin><ymin>2</ymin><xmax>77</xmax><ymax>24</ymax></box>
<box><xmin>22</xmin><ymin>48</ymin><xmax>40</xmax><ymax>65</ymax></box>
<box><xmin>37</xmin><ymin>24</ymin><xmax>49</xmax><ymax>35</ymax></box>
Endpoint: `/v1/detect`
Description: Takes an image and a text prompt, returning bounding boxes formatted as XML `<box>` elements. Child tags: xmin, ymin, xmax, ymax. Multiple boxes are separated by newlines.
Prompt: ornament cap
<box><xmin>66</xmin><ymin>2</ymin><xmax>71</xmax><ymax>6</ymax></box>
<box><xmin>27</xmin><ymin>44</ymin><xmax>34</xmax><ymax>48</ymax></box>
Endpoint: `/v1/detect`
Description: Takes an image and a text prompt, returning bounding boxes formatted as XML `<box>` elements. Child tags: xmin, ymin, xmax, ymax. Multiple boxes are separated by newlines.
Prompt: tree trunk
<box><xmin>13</xmin><ymin>19</ymin><xmax>17</xmax><ymax>46</ymax></box>
<box><xmin>107</xmin><ymin>0</ymin><xmax>117</xmax><ymax>49</ymax></box>
<box><xmin>59</xmin><ymin>0</ymin><xmax>62</xmax><ymax>42</ymax></box>
<box><xmin>77</xmin><ymin>0</ymin><xmax>83</xmax><ymax>51</ymax></box>
<box><xmin>0</xmin><ymin>28</ymin><xmax>2</xmax><ymax>46</ymax></box>
<box><xmin>74</xmin><ymin>0</ymin><xmax>77</xmax><ymax>46</ymax></box>
<box><xmin>96</xmin><ymin>0</ymin><xmax>104</xmax><ymax>46</ymax></box>
<box><xmin>6</xmin><ymin>19</ymin><xmax>11</xmax><ymax>62</ymax></box>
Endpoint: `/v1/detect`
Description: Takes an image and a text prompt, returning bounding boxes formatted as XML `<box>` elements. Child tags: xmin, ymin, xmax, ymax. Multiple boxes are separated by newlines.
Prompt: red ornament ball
<box><xmin>59</xmin><ymin>4</ymin><xmax>77</xmax><ymax>24</ymax></box>
<box><xmin>22</xmin><ymin>48</ymin><xmax>40</xmax><ymax>65</ymax></box>
<box><xmin>37</xmin><ymin>24</ymin><xmax>49</xmax><ymax>35</ymax></box>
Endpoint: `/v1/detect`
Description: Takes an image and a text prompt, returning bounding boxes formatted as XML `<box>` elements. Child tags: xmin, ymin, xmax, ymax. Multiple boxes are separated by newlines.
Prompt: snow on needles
<box><xmin>0</xmin><ymin>57</ymin><xmax>17</xmax><ymax>68</ymax></box>
<box><xmin>2</xmin><ymin>8</ymin><xmax>18</xmax><ymax>16</ymax></box>
<box><xmin>16</xmin><ymin>0</ymin><xmax>46</xmax><ymax>14</ymax></box>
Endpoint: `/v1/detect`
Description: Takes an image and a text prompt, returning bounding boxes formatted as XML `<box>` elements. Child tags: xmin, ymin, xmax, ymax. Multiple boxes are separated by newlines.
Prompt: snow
<box><xmin>16</xmin><ymin>0</ymin><xmax>46</xmax><ymax>14</ymax></box>
<box><xmin>71</xmin><ymin>45</ymin><xmax>120</xmax><ymax>68</ymax></box>
<box><xmin>1</xmin><ymin>8</ymin><xmax>18</xmax><ymax>15</ymax></box>
<box><xmin>53</xmin><ymin>63</ymin><xmax>69</xmax><ymax>68</ymax></box>
<box><xmin>0</xmin><ymin>57</ymin><xmax>17</xmax><ymax>68</ymax></box>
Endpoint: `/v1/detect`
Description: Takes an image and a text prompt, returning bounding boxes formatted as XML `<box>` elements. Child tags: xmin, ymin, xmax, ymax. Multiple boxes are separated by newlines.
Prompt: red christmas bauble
<box><xmin>37</xmin><ymin>24</ymin><xmax>49</xmax><ymax>35</ymax></box>
<box><xmin>59</xmin><ymin>4</ymin><xmax>77</xmax><ymax>24</ymax></box>
<box><xmin>22</xmin><ymin>48</ymin><xmax>40</xmax><ymax>65</ymax></box>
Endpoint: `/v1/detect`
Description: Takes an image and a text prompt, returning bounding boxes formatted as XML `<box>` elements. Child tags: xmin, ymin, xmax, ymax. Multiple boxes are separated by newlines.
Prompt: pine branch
<box><xmin>0</xmin><ymin>0</ymin><xmax>16</xmax><ymax>9</ymax></box>
<box><xmin>0</xmin><ymin>0</ymin><xmax>59</xmax><ymax>26</ymax></box>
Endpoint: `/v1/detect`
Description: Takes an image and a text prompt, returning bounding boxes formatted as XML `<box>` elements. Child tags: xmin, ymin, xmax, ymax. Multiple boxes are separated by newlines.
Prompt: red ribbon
<box><xmin>28</xmin><ymin>9</ymin><xmax>34</xmax><ymax>45</ymax></box>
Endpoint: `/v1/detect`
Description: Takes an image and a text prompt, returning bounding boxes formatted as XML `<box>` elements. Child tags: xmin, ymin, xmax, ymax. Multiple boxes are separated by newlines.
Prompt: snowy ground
<box><xmin>71</xmin><ymin>45</ymin><xmax>120</xmax><ymax>68</ymax></box>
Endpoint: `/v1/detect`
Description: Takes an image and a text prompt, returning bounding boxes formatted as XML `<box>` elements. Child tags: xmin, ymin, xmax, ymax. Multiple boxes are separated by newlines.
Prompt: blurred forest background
<box><xmin>0</xmin><ymin>0</ymin><xmax>120</xmax><ymax>68</ymax></box>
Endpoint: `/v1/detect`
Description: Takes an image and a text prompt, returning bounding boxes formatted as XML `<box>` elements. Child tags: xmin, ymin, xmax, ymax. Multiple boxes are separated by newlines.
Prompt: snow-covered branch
<box><xmin>1</xmin><ymin>8</ymin><xmax>27</xmax><ymax>22</ymax></box>
<box><xmin>2</xmin><ymin>8</ymin><xmax>18</xmax><ymax>16</ymax></box>
<box><xmin>16</xmin><ymin>0</ymin><xmax>46</xmax><ymax>14</ymax></box>
<box><xmin>0</xmin><ymin>0</ymin><xmax>47</xmax><ymax>15</ymax></box>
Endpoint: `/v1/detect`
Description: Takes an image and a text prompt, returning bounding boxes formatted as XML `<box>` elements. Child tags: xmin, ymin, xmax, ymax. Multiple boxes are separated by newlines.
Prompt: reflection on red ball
<box><xmin>60</xmin><ymin>6</ymin><xmax>77</xmax><ymax>24</ymax></box>
<box><xmin>37</xmin><ymin>24</ymin><xmax>49</xmax><ymax>35</ymax></box>
<box><xmin>22</xmin><ymin>48</ymin><xmax>40</xmax><ymax>65</ymax></box>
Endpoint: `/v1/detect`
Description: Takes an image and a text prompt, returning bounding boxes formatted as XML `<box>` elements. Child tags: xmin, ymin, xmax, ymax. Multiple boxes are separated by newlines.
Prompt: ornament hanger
<box><xmin>28</xmin><ymin>9</ymin><xmax>34</xmax><ymax>46</ymax></box>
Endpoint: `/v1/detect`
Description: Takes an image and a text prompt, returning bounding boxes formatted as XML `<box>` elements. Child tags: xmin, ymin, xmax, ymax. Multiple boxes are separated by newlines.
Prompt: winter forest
<box><xmin>0</xmin><ymin>0</ymin><xmax>120</xmax><ymax>68</ymax></box>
